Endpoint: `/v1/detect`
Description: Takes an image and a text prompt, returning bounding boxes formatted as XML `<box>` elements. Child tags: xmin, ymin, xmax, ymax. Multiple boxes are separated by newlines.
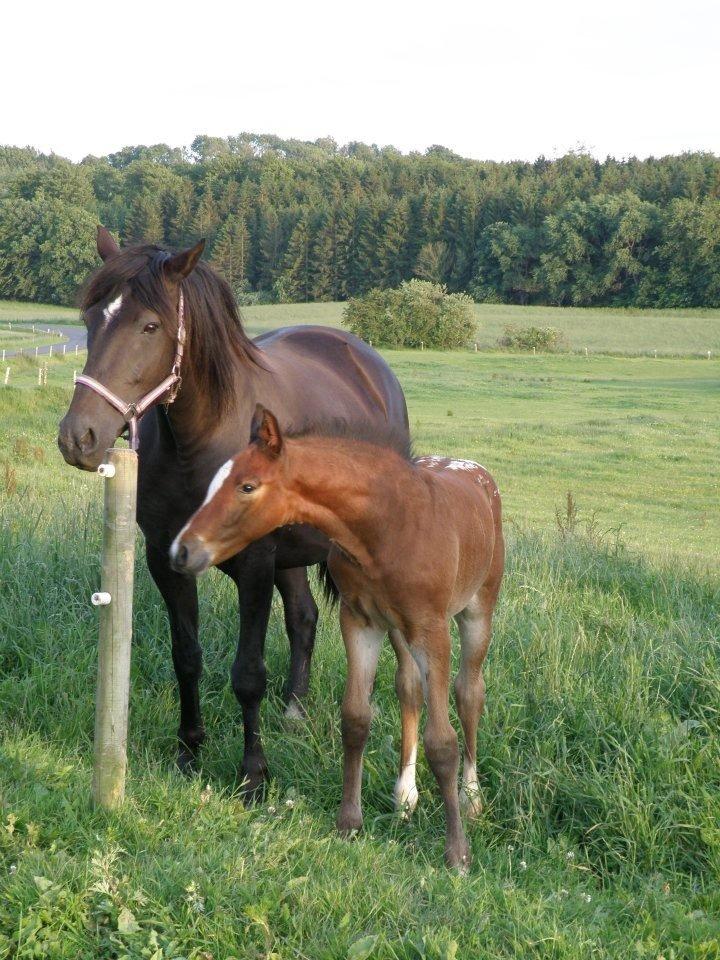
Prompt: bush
<box><xmin>342</xmin><ymin>280</ymin><xmax>475</xmax><ymax>349</ymax></box>
<box><xmin>498</xmin><ymin>324</ymin><xmax>566</xmax><ymax>351</ymax></box>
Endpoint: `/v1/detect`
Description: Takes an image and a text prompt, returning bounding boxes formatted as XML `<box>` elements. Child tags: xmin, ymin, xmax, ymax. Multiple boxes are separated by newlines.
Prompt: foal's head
<box><xmin>170</xmin><ymin>406</ymin><xmax>291</xmax><ymax>575</ymax></box>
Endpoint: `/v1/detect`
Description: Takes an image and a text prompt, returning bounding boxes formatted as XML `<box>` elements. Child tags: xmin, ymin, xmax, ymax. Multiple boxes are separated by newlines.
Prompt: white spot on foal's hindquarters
<box><xmin>202</xmin><ymin>459</ymin><xmax>233</xmax><ymax>506</ymax></box>
<box><xmin>103</xmin><ymin>294</ymin><xmax>123</xmax><ymax>325</ymax></box>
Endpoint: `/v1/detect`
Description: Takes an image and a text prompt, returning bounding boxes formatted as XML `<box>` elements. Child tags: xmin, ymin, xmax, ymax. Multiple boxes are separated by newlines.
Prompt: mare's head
<box><xmin>170</xmin><ymin>406</ymin><xmax>291</xmax><ymax>575</ymax></box>
<box><xmin>58</xmin><ymin>227</ymin><xmax>258</xmax><ymax>470</ymax></box>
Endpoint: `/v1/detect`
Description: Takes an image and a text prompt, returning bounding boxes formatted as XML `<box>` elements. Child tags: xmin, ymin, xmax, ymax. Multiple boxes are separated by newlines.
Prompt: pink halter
<box><xmin>75</xmin><ymin>290</ymin><xmax>186</xmax><ymax>451</ymax></box>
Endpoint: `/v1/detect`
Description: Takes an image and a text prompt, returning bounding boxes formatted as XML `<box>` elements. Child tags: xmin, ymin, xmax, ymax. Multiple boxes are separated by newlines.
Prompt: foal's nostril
<box><xmin>175</xmin><ymin>543</ymin><xmax>189</xmax><ymax>568</ymax></box>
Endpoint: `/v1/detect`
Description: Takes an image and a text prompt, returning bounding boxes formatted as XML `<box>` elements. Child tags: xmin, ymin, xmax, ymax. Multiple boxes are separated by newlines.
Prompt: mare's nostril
<box><xmin>78</xmin><ymin>428</ymin><xmax>96</xmax><ymax>454</ymax></box>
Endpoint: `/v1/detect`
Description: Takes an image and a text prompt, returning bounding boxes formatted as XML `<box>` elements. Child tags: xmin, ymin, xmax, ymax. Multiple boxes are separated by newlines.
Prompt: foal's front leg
<box><xmin>337</xmin><ymin>603</ymin><xmax>384</xmax><ymax>833</ymax></box>
<box><xmin>389</xmin><ymin>629</ymin><xmax>423</xmax><ymax>817</ymax></box>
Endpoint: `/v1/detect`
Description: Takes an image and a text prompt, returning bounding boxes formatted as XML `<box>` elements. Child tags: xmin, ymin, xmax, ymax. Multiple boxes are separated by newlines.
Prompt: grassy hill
<box><xmin>0</xmin><ymin>306</ymin><xmax>718</xmax><ymax>957</ymax></box>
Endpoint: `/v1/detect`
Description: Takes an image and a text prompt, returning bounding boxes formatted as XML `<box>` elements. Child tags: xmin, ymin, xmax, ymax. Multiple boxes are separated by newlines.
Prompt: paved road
<box><xmin>2</xmin><ymin>324</ymin><xmax>87</xmax><ymax>359</ymax></box>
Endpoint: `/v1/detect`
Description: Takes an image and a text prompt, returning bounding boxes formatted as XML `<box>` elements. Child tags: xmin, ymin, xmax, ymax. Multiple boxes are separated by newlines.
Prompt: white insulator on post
<box><xmin>97</xmin><ymin>462</ymin><xmax>116</xmax><ymax>478</ymax></box>
<box><xmin>91</xmin><ymin>591</ymin><xmax>112</xmax><ymax>606</ymax></box>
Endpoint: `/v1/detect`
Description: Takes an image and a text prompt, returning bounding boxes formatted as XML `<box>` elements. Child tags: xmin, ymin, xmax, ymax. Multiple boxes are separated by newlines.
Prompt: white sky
<box><xmin>3</xmin><ymin>0</ymin><xmax>718</xmax><ymax>163</ymax></box>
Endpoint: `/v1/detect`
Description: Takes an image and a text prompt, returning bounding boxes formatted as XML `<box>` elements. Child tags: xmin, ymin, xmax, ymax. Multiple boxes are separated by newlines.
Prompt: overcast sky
<box><xmin>4</xmin><ymin>0</ymin><xmax>718</xmax><ymax>163</ymax></box>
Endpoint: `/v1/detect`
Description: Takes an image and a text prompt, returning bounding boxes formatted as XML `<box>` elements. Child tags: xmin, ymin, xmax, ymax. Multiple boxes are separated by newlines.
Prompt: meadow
<box><xmin>0</xmin><ymin>302</ymin><xmax>718</xmax><ymax>958</ymax></box>
<box><xmin>6</xmin><ymin>298</ymin><xmax>720</xmax><ymax>357</ymax></box>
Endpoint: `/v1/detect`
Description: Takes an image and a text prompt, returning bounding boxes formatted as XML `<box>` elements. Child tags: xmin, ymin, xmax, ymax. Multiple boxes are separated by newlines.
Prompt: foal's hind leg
<box><xmin>454</xmin><ymin>590</ymin><xmax>494</xmax><ymax>818</ymax></box>
<box><xmin>410</xmin><ymin>624</ymin><xmax>469</xmax><ymax>870</ymax></box>
<box><xmin>274</xmin><ymin>567</ymin><xmax>319</xmax><ymax>720</ymax></box>
<box><xmin>389</xmin><ymin>629</ymin><xmax>422</xmax><ymax>817</ymax></box>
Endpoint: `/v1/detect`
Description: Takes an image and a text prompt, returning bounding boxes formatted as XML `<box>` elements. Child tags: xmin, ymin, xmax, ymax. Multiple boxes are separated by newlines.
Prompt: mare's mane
<box><xmin>81</xmin><ymin>244</ymin><xmax>261</xmax><ymax>411</ymax></box>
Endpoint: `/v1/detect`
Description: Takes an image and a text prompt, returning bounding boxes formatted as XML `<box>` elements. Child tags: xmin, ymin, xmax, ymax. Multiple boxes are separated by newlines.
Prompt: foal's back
<box><xmin>412</xmin><ymin>455</ymin><xmax>503</xmax><ymax>617</ymax></box>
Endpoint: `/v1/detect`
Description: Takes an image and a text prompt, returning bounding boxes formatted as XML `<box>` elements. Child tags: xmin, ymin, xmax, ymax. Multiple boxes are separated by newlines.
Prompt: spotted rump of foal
<box><xmin>171</xmin><ymin>406</ymin><xmax>504</xmax><ymax>869</ymax></box>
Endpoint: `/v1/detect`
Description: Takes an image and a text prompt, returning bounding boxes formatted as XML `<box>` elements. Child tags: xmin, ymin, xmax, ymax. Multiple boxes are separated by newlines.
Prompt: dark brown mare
<box><xmin>58</xmin><ymin>228</ymin><xmax>408</xmax><ymax>796</ymax></box>
<box><xmin>171</xmin><ymin>406</ymin><xmax>504</xmax><ymax>869</ymax></box>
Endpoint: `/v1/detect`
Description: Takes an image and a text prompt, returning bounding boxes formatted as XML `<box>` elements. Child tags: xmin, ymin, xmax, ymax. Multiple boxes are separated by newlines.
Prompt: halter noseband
<box><xmin>75</xmin><ymin>290</ymin><xmax>186</xmax><ymax>451</ymax></box>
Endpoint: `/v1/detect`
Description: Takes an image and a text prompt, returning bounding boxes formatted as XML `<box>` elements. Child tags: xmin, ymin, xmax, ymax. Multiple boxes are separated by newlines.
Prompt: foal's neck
<box><xmin>286</xmin><ymin>438</ymin><xmax>413</xmax><ymax>569</ymax></box>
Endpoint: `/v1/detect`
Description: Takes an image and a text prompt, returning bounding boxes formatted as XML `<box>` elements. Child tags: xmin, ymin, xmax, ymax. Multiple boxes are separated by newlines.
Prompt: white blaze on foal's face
<box><xmin>202</xmin><ymin>458</ymin><xmax>234</xmax><ymax>506</ymax></box>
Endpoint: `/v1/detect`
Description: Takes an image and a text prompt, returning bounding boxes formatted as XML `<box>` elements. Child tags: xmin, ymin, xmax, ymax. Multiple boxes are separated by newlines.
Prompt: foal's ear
<box><xmin>97</xmin><ymin>225</ymin><xmax>120</xmax><ymax>261</ymax></box>
<box><xmin>250</xmin><ymin>404</ymin><xmax>283</xmax><ymax>457</ymax></box>
<box><xmin>164</xmin><ymin>239</ymin><xmax>206</xmax><ymax>282</ymax></box>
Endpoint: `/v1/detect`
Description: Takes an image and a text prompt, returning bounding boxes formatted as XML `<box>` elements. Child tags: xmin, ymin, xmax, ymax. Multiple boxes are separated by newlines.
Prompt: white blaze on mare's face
<box><xmin>103</xmin><ymin>294</ymin><xmax>123</xmax><ymax>325</ymax></box>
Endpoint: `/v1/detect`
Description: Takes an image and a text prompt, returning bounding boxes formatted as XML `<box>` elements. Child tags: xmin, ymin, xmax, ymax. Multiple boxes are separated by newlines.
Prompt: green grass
<box><xmin>0</xmin><ymin>338</ymin><xmax>718</xmax><ymax>956</ymax></box>
<box><xmin>0</xmin><ymin>301</ymin><xmax>78</xmax><ymax>324</ymax></box>
<box><xmin>240</xmin><ymin>302</ymin><xmax>720</xmax><ymax>357</ymax></box>
<box><xmin>4</xmin><ymin>298</ymin><xmax>720</xmax><ymax>358</ymax></box>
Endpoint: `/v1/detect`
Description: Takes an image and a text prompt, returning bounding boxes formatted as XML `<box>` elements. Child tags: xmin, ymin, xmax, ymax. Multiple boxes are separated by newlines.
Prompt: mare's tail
<box><xmin>317</xmin><ymin>561</ymin><xmax>340</xmax><ymax>606</ymax></box>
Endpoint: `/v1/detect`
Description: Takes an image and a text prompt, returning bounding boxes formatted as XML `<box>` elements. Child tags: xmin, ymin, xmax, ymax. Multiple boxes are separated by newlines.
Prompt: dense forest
<box><xmin>1</xmin><ymin>134</ymin><xmax>719</xmax><ymax>307</ymax></box>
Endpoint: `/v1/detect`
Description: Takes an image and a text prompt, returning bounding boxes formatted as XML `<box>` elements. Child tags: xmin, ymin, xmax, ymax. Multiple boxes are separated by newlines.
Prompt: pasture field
<box><xmin>4</xmin><ymin>297</ymin><xmax>720</xmax><ymax>358</ymax></box>
<box><xmin>0</xmin><ymin>321</ymin><xmax>718</xmax><ymax>956</ymax></box>
<box><xmin>240</xmin><ymin>302</ymin><xmax>720</xmax><ymax>358</ymax></box>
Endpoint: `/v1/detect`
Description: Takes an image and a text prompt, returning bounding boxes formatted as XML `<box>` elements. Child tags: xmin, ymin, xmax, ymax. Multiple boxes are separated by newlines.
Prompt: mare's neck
<box><xmin>285</xmin><ymin>439</ymin><xmax>413</xmax><ymax>570</ymax></box>
<box><xmin>166</xmin><ymin>359</ymin><xmax>262</xmax><ymax>466</ymax></box>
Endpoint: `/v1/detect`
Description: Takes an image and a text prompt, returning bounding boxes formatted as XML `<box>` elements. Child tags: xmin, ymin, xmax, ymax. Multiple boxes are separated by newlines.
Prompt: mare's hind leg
<box><xmin>389</xmin><ymin>629</ymin><xmax>423</xmax><ymax>817</ymax></box>
<box><xmin>146</xmin><ymin>544</ymin><xmax>204</xmax><ymax>772</ymax></box>
<box><xmin>453</xmin><ymin>590</ymin><xmax>495</xmax><ymax>818</ymax></box>
<box><xmin>337</xmin><ymin>603</ymin><xmax>384</xmax><ymax>834</ymax></box>
<box><xmin>275</xmin><ymin>567</ymin><xmax>319</xmax><ymax>720</ymax></box>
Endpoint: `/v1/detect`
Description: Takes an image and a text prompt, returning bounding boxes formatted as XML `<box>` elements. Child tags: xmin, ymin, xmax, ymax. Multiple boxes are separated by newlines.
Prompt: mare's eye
<box><xmin>143</xmin><ymin>322</ymin><xmax>159</xmax><ymax>334</ymax></box>
<box><xmin>240</xmin><ymin>483</ymin><xmax>256</xmax><ymax>494</ymax></box>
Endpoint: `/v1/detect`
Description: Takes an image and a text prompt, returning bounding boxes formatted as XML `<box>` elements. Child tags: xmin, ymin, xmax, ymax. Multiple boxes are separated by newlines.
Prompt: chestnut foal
<box><xmin>170</xmin><ymin>406</ymin><xmax>504</xmax><ymax>869</ymax></box>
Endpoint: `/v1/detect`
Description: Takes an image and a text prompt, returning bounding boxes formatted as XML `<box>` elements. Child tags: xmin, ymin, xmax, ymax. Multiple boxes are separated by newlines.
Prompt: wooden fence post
<box><xmin>91</xmin><ymin>447</ymin><xmax>138</xmax><ymax>809</ymax></box>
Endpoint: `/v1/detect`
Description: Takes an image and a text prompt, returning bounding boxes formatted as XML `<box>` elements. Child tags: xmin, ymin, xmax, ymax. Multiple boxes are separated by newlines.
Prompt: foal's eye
<box><xmin>143</xmin><ymin>322</ymin><xmax>159</xmax><ymax>334</ymax></box>
<box><xmin>240</xmin><ymin>483</ymin><xmax>256</xmax><ymax>494</ymax></box>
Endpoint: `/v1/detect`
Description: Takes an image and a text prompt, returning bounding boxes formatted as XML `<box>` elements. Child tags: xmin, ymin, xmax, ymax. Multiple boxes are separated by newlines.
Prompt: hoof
<box><xmin>393</xmin><ymin>784</ymin><xmax>419</xmax><ymax>820</ymax></box>
<box><xmin>336</xmin><ymin>805</ymin><xmax>363</xmax><ymax>835</ymax></box>
<box><xmin>284</xmin><ymin>698</ymin><xmax>307</xmax><ymax>721</ymax></box>
<box><xmin>239</xmin><ymin>759</ymin><xmax>270</xmax><ymax>803</ymax></box>
<box><xmin>459</xmin><ymin>785</ymin><xmax>483</xmax><ymax>820</ymax></box>
<box><xmin>445</xmin><ymin>838</ymin><xmax>472</xmax><ymax>873</ymax></box>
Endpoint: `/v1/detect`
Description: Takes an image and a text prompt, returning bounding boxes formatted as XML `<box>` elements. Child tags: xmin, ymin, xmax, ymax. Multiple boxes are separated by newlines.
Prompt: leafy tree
<box><xmin>343</xmin><ymin>280</ymin><xmax>475</xmax><ymax>348</ymax></box>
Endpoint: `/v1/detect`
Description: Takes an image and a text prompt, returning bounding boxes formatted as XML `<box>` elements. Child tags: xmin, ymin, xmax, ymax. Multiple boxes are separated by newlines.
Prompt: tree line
<box><xmin>1</xmin><ymin>134</ymin><xmax>719</xmax><ymax>307</ymax></box>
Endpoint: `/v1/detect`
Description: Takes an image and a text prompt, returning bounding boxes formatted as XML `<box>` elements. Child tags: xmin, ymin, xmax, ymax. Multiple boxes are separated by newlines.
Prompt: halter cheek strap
<box><xmin>75</xmin><ymin>290</ymin><xmax>186</xmax><ymax>451</ymax></box>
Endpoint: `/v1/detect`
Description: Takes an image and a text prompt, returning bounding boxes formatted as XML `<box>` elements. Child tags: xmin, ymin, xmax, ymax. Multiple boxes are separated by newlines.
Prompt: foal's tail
<box><xmin>317</xmin><ymin>561</ymin><xmax>340</xmax><ymax>607</ymax></box>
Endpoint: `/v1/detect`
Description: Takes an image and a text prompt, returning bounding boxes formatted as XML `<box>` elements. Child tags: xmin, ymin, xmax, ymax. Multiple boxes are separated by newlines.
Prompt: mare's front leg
<box><xmin>274</xmin><ymin>566</ymin><xmax>319</xmax><ymax>719</ymax></box>
<box><xmin>146</xmin><ymin>543</ymin><xmax>204</xmax><ymax>772</ymax></box>
<box><xmin>220</xmin><ymin>542</ymin><xmax>277</xmax><ymax>800</ymax></box>
<box><xmin>337</xmin><ymin>603</ymin><xmax>384</xmax><ymax>833</ymax></box>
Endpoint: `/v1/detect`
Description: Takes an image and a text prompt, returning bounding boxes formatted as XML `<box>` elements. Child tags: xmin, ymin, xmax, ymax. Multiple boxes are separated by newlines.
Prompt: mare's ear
<box><xmin>97</xmin><ymin>225</ymin><xmax>120</xmax><ymax>261</ymax></box>
<box><xmin>164</xmin><ymin>239</ymin><xmax>206</xmax><ymax>281</ymax></box>
<box><xmin>250</xmin><ymin>404</ymin><xmax>283</xmax><ymax>458</ymax></box>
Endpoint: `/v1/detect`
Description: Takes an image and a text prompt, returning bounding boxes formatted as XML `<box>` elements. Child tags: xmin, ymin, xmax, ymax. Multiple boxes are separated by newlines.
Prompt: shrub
<box><xmin>498</xmin><ymin>324</ymin><xmax>565</xmax><ymax>351</ymax></box>
<box><xmin>342</xmin><ymin>280</ymin><xmax>475</xmax><ymax>349</ymax></box>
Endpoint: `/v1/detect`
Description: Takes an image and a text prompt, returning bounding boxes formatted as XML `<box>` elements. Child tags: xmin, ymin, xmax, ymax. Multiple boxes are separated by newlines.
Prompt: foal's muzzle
<box><xmin>170</xmin><ymin>533</ymin><xmax>212</xmax><ymax>576</ymax></box>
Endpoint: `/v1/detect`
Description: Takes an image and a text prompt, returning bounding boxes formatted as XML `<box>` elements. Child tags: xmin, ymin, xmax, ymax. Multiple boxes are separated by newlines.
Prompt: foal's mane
<box><xmin>80</xmin><ymin>244</ymin><xmax>262</xmax><ymax>412</ymax></box>
<box><xmin>286</xmin><ymin>418</ymin><xmax>414</xmax><ymax>462</ymax></box>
